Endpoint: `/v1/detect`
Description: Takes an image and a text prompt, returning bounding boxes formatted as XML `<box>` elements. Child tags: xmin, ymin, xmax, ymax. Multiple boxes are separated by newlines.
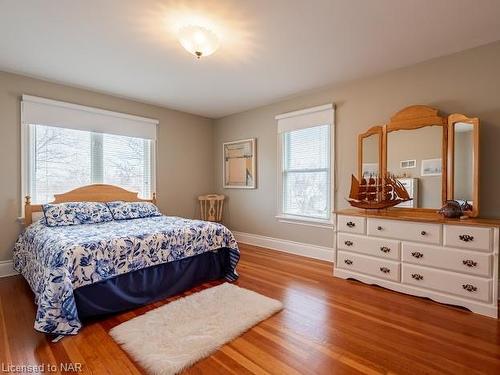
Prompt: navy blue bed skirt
<box><xmin>74</xmin><ymin>248</ymin><xmax>231</xmax><ymax>319</ymax></box>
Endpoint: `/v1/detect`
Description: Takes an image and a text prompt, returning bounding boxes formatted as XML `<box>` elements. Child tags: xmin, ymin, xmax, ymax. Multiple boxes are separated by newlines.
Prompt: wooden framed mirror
<box><xmin>383</xmin><ymin>105</ymin><xmax>448</xmax><ymax>210</ymax></box>
<box><xmin>358</xmin><ymin>126</ymin><xmax>383</xmax><ymax>179</ymax></box>
<box><xmin>447</xmin><ymin>114</ymin><xmax>479</xmax><ymax>217</ymax></box>
<box><xmin>354</xmin><ymin>105</ymin><xmax>481</xmax><ymax>215</ymax></box>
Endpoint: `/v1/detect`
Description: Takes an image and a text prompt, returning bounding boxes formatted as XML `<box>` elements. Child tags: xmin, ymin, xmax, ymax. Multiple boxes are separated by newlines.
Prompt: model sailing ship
<box><xmin>347</xmin><ymin>174</ymin><xmax>412</xmax><ymax>209</ymax></box>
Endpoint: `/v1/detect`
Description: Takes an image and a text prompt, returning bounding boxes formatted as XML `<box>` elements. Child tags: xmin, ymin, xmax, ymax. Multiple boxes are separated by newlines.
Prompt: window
<box><xmin>276</xmin><ymin>104</ymin><xmax>334</xmax><ymax>224</ymax></box>
<box><xmin>28</xmin><ymin>125</ymin><xmax>153</xmax><ymax>203</ymax></box>
<box><xmin>29</xmin><ymin>125</ymin><xmax>92</xmax><ymax>203</ymax></box>
<box><xmin>102</xmin><ymin>133</ymin><xmax>152</xmax><ymax>196</ymax></box>
<box><xmin>22</xmin><ymin>95</ymin><xmax>157</xmax><ymax>206</ymax></box>
<box><xmin>283</xmin><ymin>124</ymin><xmax>330</xmax><ymax>219</ymax></box>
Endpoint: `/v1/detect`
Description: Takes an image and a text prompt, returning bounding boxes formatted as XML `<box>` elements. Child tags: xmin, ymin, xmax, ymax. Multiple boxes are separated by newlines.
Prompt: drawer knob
<box><xmin>377</xmin><ymin>226</ymin><xmax>383</xmax><ymax>231</ymax></box>
<box><xmin>462</xmin><ymin>259</ymin><xmax>477</xmax><ymax>267</ymax></box>
<box><xmin>421</xmin><ymin>231</ymin><xmax>427</xmax><ymax>236</ymax></box>
<box><xmin>380</xmin><ymin>246</ymin><xmax>391</xmax><ymax>253</ymax></box>
<box><xmin>346</xmin><ymin>221</ymin><xmax>356</xmax><ymax>228</ymax></box>
<box><xmin>411</xmin><ymin>251</ymin><xmax>423</xmax><ymax>259</ymax></box>
<box><xmin>379</xmin><ymin>267</ymin><xmax>390</xmax><ymax>274</ymax></box>
<box><xmin>459</xmin><ymin>234</ymin><xmax>474</xmax><ymax>242</ymax></box>
<box><xmin>462</xmin><ymin>284</ymin><xmax>477</xmax><ymax>292</ymax></box>
<box><xmin>344</xmin><ymin>259</ymin><xmax>353</xmax><ymax>265</ymax></box>
<box><xmin>344</xmin><ymin>240</ymin><xmax>353</xmax><ymax>247</ymax></box>
<box><xmin>411</xmin><ymin>273</ymin><xmax>423</xmax><ymax>280</ymax></box>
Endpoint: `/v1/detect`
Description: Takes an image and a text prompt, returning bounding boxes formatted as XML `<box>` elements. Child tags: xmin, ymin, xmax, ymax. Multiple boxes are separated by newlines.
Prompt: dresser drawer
<box><xmin>337</xmin><ymin>215</ymin><xmax>366</xmax><ymax>234</ymax></box>
<box><xmin>402</xmin><ymin>264</ymin><xmax>491</xmax><ymax>303</ymax></box>
<box><xmin>367</xmin><ymin>218</ymin><xmax>441</xmax><ymax>244</ymax></box>
<box><xmin>444</xmin><ymin>225</ymin><xmax>492</xmax><ymax>252</ymax></box>
<box><xmin>338</xmin><ymin>233</ymin><xmax>400</xmax><ymax>260</ymax></box>
<box><xmin>402</xmin><ymin>243</ymin><xmax>492</xmax><ymax>277</ymax></box>
<box><xmin>337</xmin><ymin>251</ymin><xmax>400</xmax><ymax>282</ymax></box>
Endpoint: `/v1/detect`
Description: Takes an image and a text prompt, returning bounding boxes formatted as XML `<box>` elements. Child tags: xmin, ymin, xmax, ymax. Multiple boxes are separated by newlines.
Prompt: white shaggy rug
<box><xmin>109</xmin><ymin>283</ymin><xmax>283</xmax><ymax>375</ymax></box>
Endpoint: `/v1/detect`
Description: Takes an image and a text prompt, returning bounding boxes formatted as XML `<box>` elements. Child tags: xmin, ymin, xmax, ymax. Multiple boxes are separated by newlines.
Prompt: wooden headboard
<box><xmin>24</xmin><ymin>184</ymin><xmax>157</xmax><ymax>225</ymax></box>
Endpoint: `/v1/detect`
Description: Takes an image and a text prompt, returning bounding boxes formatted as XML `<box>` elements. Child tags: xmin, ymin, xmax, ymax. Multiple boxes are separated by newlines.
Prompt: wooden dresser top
<box><xmin>335</xmin><ymin>208</ymin><xmax>500</xmax><ymax>227</ymax></box>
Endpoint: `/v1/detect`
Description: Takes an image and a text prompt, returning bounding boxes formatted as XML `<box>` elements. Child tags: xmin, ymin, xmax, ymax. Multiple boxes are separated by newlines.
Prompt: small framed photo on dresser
<box><xmin>223</xmin><ymin>138</ymin><xmax>256</xmax><ymax>189</ymax></box>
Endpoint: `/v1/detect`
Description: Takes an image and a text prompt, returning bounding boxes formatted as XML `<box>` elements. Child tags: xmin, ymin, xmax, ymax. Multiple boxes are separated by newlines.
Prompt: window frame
<box><xmin>276</xmin><ymin>105</ymin><xmax>335</xmax><ymax>228</ymax></box>
<box><xmin>20</xmin><ymin>97</ymin><xmax>157</xmax><ymax>217</ymax></box>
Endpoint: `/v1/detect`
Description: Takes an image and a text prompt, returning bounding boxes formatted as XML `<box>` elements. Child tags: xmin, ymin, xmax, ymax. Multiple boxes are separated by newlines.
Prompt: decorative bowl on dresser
<box><xmin>335</xmin><ymin>105</ymin><xmax>498</xmax><ymax>318</ymax></box>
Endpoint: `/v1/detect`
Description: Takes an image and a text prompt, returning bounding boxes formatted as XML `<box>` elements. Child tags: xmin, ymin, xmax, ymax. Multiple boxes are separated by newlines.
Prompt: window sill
<box><xmin>275</xmin><ymin>214</ymin><xmax>334</xmax><ymax>229</ymax></box>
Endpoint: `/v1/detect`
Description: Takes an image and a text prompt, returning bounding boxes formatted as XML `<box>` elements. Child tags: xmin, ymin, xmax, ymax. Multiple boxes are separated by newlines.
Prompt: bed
<box><xmin>13</xmin><ymin>184</ymin><xmax>240</xmax><ymax>336</ymax></box>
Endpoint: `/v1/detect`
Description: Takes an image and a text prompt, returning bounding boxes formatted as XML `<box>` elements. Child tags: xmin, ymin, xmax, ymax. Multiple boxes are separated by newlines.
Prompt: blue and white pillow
<box><xmin>42</xmin><ymin>202</ymin><xmax>114</xmax><ymax>227</ymax></box>
<box><xmin>107</xmin><ymin>201</ymin><xmax>162</xmax><ymax>220</ymax></box>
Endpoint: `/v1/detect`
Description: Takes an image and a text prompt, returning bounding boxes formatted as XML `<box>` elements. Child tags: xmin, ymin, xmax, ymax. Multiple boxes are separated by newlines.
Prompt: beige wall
<box><xmin>0</xmin><ymin>71</ymin><xmax>213</xmax><ymax>261</ymax></box>
<box><xmin>214</xmin><ymin>41</ymin><xmax>500</xmax><ymax>248</ymax></box>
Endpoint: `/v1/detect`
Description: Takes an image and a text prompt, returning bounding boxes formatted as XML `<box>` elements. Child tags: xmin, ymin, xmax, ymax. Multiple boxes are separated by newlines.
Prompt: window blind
<box><xmin>282</xmin><ymin>124</ymin><xmax>331</xmax><ymax>219</ymax></box>
<box><xmin>276</xmin><ymin>104</ymin><xmax>333</xmax><ymax>134</ymax></box>
<box><xmin>22</xmin><ymin>95</ymin><xmax>158</xmax><ymax>139</ymax></box>
<box><xmin>102</xmin><ymin>133</ymin><xmax>152</xmax><ymax>198</ymax></box>
<box><xmin>28</xmin><ymin>125</ymin><xmax>154</xmax><ymax>203</ymax></box>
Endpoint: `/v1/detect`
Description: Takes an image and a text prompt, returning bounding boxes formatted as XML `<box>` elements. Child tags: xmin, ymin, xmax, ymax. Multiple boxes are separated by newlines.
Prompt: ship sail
<box><xmin>386</xmin><ymin>177</ymin><xmax>411</xmax><ymax>200</ymax></box>
<box><xmin>349</xmin><ymin>175</ymin><xmax>360</xmax><ymax>200</ymax></box>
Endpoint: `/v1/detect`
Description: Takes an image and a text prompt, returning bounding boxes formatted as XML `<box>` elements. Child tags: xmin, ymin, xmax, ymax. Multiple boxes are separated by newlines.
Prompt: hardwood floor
<box><xmin>1</xmin><ymin>243</ymin><xmax>499</xmax><ymax>374</ymax></box>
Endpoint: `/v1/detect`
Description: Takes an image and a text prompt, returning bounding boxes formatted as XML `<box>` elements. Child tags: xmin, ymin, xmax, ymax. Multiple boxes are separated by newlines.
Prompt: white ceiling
<box><xmin>1</xmin><ymin>0</ymin><xmax>500</xmax><ymax>118</ymax></box>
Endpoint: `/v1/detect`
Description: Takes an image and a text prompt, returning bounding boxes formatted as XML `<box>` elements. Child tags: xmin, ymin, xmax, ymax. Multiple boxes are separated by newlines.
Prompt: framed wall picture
<box><xmin>223</xmin><ymin>138</ymin><xmax>256</xmax><ymax>189</ymax></box>
<box><xmin>421</xmin><ymin>158</ymin><xmax>442</xmax><ymax>176</ymax></box>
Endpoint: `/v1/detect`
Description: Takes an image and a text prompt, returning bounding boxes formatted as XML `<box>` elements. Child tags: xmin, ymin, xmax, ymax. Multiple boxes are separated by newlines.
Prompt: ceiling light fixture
<box><xmin>178</xmin><ymin>25</ymin><xmax>219</xmax><ymax>59</ymax></box>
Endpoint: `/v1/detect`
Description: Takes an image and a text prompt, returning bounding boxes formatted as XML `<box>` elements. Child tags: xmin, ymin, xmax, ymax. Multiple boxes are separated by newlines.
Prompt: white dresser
<box><xmin>334</xmin><ymin>210</ymin><xmax>499</xmax><ymax>318</ymax></box>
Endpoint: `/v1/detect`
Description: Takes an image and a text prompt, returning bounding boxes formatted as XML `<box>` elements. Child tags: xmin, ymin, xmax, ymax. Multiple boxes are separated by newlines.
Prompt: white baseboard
<box><xmin>233</xmin><ymin>231</ymin><xmax>334</xmax><ymax>262</ymax></box>
<box><xmin>0</xmin><ymin>260</ymin><xmax>18</xmax><ymax>278</ymax></box>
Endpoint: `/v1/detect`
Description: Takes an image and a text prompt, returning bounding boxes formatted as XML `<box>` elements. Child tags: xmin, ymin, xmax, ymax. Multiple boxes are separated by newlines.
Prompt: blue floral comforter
<box><xmin>13</xmin><ymin>216</ymin><xmax>239</xmax><ymax>335</ymax></box>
